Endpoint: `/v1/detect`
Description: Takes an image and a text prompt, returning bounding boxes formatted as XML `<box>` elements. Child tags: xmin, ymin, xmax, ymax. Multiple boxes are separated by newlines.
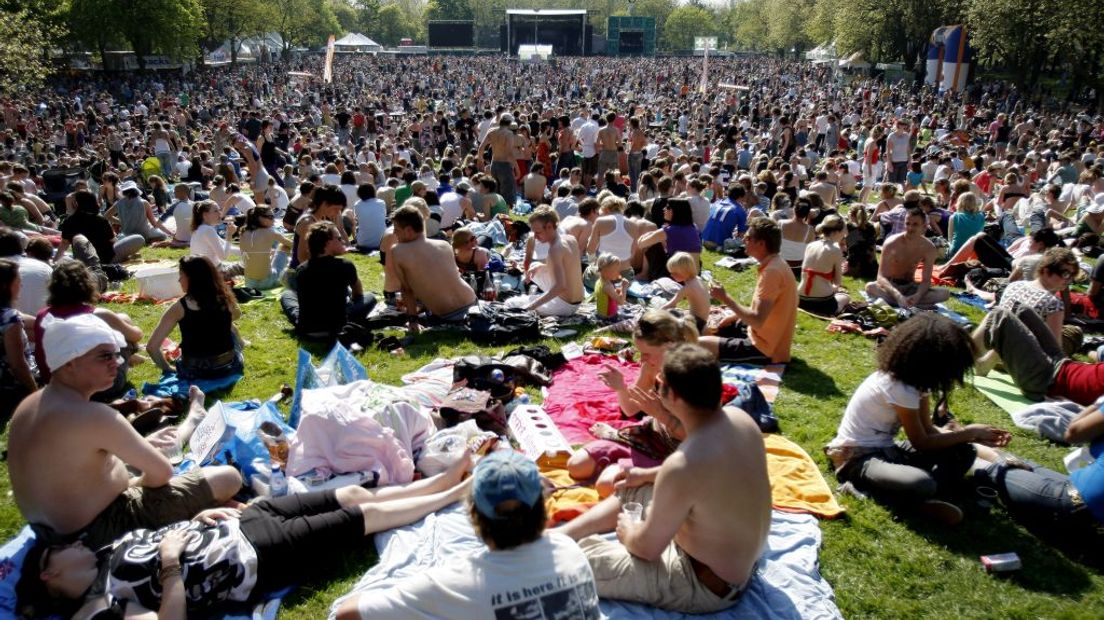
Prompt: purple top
<box><xmin>664</xmin><ymin>224</ymin><xmax>702</xmax><ymax>255</ymax></box>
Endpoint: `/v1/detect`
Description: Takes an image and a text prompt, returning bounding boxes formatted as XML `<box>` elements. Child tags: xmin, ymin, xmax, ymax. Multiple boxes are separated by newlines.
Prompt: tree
<box><xmin>0</xmin><ymin>6</ymin><xmax>64</xmax><ymax>91</ymax></box>
<box><xmin>662</xmin><ymin>5</ymin><xmax>716</xmax><ymax>52</ymax></box>
<box><xmin>807</xmin><ymin>0</ymin><xmax>961</xmax><ymax>70</ymax></box>
<box><xmin>631</xmin><ymin>0</ymin><xmax>675</xmax><ymax>46</ymax></box>
<box><xmin>68</xmin><ymin>0</ymin><xmax>203</xmax><ymax>71</ymax></box>
<box><xmin>330</xmin><ymin>0</ymin><xmax>359</xmax><ymax>34</ymax></box>
<box><xmin>272</xmin><ymin>0</ymin><xmax>340</xmax><ymax>57</ymax></box>
<box><xmin>375</xmin><ymin>3</ymin><xmax>418</xmax><ymax>45</ymax></box>
<box><xmin>66</xmin><ymin>0</ymin><xmax>118</xmax><ymax>63</ymax></box>
<box><xmin>200</xmin><ymin>0</ymin><xmax>270</xmax><ymax>66</ymax></box>
<box><xmin>763</xmin><ymin>0</ymin><xmax>813</xmax><ymax>56</ymax></box>
<box><xmin>353</xmin><ymin>0</ymin><xmax>381</xmax><ymax>33</ymax></box>
<box><xmin>426</xmin><ymin>0</ymin><xmax>473</xmax><ymax>21</ymax></box>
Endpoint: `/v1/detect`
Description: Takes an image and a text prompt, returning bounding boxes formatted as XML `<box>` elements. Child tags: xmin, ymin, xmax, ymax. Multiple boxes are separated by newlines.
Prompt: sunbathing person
<box><xmin>146</xmin><ymin>256</ymin><xmax>244</xmax><ymax>380</ymax></box>
<box><xmin>826</xmin><ymin>314</ymin><xmax>1010</xmax><ymax>525</ymax></box>
<box><xmin>390</xmin><ymin>205</ymin><xmax>478</xmax><ymax>331</ymax></box>
<box><xmin>19</xmin><ymin>454</ymin><xmax>474</xmax><ymax>619</ymax></box>
<box><xmin>561</xmin><ymin>344</ymin><xmax>771</xmax><ymax>613</ymax></box>
<box><xmin>507</xmin><ymin>206</ymin><xmax>585</xmax><ymax>317</ymax></box>
<box><xmin>337</xmin><ymin>450</ymin><xmax>600</xmax><ymax>619</ymax></box>
<box><xmin>9</xmin><ymin>313</ymin><xmax>241</xmax><ymax>550</ymax></box>
<box><xmin>568</xmin><ymin>309</ymin><xmax>698</xmax><ymax>496</ymax></box>
<box><xmin>974</xmin><ymin>305</ymin><xmax>1104</xmax><ymax>406</ymax></box>
<box><xmin>865</xmin><ymin>207</ymin><xmax>950</xmax><ymax>308</ymax></box>
<box><xmin>798</xmin><ymin>215</ymin><xmax>850</xmax><ymax>316</ymax></box>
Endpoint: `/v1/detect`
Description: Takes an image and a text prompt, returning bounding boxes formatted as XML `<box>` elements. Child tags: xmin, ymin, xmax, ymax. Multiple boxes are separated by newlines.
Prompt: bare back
<box><xmin>488</xmin><ymin>128</ymin><xmax>515</xmax><ymax>162</ymax></box>
<box><xmin>392</xmin><ymin>236</ymin><xmax>477</xmax><ymax>315</ymax></box>
<box><xmin>8</xmin><ymin>389</ymin><xmax>131</xmax><ymax>534</ymax></box>
<box><xmin>670</xmin><ymin>407</ymin><xmax>771</xmax><ymax>585</ymax></box>
<box><xmin>547</xmin><ymin>233</ymin><xmax>585</xmax><ymax>304</ymax></box>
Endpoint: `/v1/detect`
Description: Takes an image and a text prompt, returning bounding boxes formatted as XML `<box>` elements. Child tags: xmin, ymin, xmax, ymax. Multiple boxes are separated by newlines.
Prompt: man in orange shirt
<box><xmin>699</xmin><ymin>218</ymin><xmax>797</xmax><ymax>364</ymax></box>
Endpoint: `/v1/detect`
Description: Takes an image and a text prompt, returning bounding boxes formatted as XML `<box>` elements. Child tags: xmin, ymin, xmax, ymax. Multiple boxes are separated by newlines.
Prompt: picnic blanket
<box><xmin>328</xmin><ymin>503</ymin><xmax>842</xmax><ymax>620</ymax></box>
<box><xmin>971</xmin><ymin>370</ymin><xmax>1037</xmax><ymax>415</ymax></box>
<box><xmin>141</xmin><ymin>370</ymin><xmax>244</xmax><ymax>400</ymax></box>
<box><xmin>951</xmin><ymin>291</ymin><xmax>991</xmax><ymax>311</ymax></box>
<box><xmin>541</xmin><ymin>354</ymin><xmax>642</xmax><ymax>444</ymax></box>
<box><xmin>764</xmin><ymin>434</ymin><xmax>844</xmax><ymax>519</ymax></box>
<box><xmin>1010</xmin><ymin>400</ymin><xmax>1081</xmax><ymax>444</ymax></box>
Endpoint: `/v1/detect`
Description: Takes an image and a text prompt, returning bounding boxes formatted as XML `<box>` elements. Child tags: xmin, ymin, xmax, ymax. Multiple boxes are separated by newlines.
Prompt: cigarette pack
<box><xmin>980</xmin><ymin>553</ymin><xmax>1021</xmax><ymax>573</ymax></box>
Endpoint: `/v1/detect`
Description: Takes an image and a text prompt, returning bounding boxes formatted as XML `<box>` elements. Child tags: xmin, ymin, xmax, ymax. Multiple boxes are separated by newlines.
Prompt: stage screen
<box><xmin>506</xmin><ymin>10</ymin><xmax>586</xmax><ymax>56</ymax></box>
<box><xmin>428</xmin><ymin>20</ymin><xmax>475</xmax><ymax>48</ymax></box>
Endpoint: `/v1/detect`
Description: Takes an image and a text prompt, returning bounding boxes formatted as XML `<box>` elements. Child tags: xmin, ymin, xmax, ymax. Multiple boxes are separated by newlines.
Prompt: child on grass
<box><xmin>662</xmin><ymin>251</ymin><xmax>710</xmax><ymax>332</ymax></box>
<box><xmin>594</xmin><ymin>252</ymin><xmax>628</xmax><ymax>320</ymax></box>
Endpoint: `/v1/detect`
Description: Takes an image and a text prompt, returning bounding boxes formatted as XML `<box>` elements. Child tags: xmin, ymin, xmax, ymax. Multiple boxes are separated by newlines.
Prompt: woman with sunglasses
<box><xmin>239</xmin><ymin>206</ymin><xmax>291</xmax><ymax>290</ymax></box>
<box><xmin>993</xmin><ymin>247</ymin><xmax>1081</xmax><ymax>355</ymax></box>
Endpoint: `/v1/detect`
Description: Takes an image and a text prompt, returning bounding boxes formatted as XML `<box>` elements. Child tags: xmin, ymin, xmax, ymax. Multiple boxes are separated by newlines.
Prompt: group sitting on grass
<box><xmin>5</xmin><ymin>50</ymin><xmax>1104</xmax><ymax>618</ymax></box>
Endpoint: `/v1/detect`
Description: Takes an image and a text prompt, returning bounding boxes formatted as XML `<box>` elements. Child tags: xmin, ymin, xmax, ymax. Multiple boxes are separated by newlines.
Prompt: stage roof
<box><xmin>506</xmin><ymin>9</ymin><xmax>586</xmax><ymax>16</ymax></box>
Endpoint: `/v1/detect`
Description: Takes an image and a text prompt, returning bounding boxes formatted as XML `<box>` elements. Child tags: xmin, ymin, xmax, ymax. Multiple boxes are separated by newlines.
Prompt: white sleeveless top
<box><xmin>598</xmin><ymin>214</ymin><xmax>633</xmax><ymax>261</ymax></box>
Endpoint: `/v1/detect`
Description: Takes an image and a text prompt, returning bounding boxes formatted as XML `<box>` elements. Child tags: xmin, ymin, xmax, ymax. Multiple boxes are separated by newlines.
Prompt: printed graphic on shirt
<box><xmin>490</xmin><ymin>566</ymin><xmax>599</xmax><ymax>620</ymax></box>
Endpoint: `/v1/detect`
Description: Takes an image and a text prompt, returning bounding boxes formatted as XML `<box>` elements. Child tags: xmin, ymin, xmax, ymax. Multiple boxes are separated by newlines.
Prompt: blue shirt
<box><xmin>1071</xmin><ymin>400</ymin><xmax>1104</xmax><ymax>523</ymax></box>
<box><xmin>701</xmin><ymin>199</ymin><xmax>748</xmax><ymax>246</ymax></box>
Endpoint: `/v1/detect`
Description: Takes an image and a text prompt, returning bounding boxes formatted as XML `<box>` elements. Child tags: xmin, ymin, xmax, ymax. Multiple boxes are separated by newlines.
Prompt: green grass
<box><xmin>2</xmin><ymin>245</ymin><xmax>1103</xmax><ymax>618</ymax></box>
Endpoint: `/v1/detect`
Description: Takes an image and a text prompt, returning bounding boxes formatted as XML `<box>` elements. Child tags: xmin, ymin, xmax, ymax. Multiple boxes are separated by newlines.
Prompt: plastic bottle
<box><xmin>269</xmin><ymin>464</ymin><xmax>288</xmax><ymax>497</ymax></box>
<box><xmin>482</xmin><ymin>269</ymin><xmax>497</xmax><ymax>301</ymax></box>
<box><xmin>468</xmin><ymin>272</ymin><xmax>479</xmax><ymax>293</ymax></box>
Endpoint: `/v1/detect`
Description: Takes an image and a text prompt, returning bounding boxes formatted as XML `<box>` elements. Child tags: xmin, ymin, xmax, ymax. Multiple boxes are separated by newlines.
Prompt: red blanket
<box><xmin>542</xmin><ymin>354</ymin><xmax>642</xmax><ymax>444</ymax></box>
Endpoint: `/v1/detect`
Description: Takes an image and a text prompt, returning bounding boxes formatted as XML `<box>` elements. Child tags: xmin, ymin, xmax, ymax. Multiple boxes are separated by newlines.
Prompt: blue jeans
<box><xmin>491</xmin><ymin>161</ymin><xmax>516</xmax><ymax>207</ymax></box>
<box><xmin>976</xmin><ymin>463</ymin><xmax>1104</xmax><ymax>549</ymax></box>
<box><xmin>244</xmin><ymin>250</ymin><xmax>289</xmax><ymax>290</ymax></box>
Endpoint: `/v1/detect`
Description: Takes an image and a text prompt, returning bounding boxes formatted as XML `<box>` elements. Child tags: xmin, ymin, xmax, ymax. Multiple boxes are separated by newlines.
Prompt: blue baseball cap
<box><xmin>472</xmin><ymin>451</ymin><xmax>542</xmax><ymax>520</ymax></box>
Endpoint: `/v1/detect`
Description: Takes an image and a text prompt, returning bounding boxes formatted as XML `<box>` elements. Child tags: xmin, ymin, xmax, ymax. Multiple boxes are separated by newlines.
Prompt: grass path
<box><xmin>1</xmin><ymin>245</ymin><xmax>1101</xmax><ymax>619</ymax></box>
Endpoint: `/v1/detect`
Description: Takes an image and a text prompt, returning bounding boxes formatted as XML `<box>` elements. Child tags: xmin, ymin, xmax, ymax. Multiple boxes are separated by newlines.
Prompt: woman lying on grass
<box><xmin>825</xmin><ymin>313</ymin><xmax>1012</xmax><ymax>525</ymax></box>
<box><xmin>17</xmin><ymin>454</ymin><xmax>473</xmax><ymax>619</ymax></box>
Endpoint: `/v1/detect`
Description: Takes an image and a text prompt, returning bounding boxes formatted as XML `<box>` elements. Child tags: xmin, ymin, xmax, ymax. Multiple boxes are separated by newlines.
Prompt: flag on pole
<box><xmin>323</xmin><ymin>35</ymin><xmax>336</xmax><ymax>84</ymax></box>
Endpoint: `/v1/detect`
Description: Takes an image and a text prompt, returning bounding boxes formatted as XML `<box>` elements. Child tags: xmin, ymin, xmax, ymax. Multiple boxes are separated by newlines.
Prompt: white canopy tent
<box><xmin>839</xmin><ymin>52</ymin><xmax>871</xmax><ymax>70</ymax></box>
<box><xmin>333</xmin><ymin>33</ymin><xmax>382</xmax><ymax>53</ymax></box>
<box><xmin>805</xmin><ymin>42</ymin><xmax>837</xmax><ymax>64</ymax></box>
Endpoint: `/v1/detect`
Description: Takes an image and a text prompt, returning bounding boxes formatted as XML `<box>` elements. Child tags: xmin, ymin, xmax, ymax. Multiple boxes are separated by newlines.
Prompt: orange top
<box><xmin>751</xmin><ymin>254</ymin><xmax>798</xmax><ymax>363</ymax></box>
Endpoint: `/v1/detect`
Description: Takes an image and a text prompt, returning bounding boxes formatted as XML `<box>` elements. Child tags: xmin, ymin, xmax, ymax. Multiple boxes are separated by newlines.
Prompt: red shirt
<box><xmin>1050</xmin><ymin>361</ymin><xmax>1104</xmax><ymax>406</ymax></box>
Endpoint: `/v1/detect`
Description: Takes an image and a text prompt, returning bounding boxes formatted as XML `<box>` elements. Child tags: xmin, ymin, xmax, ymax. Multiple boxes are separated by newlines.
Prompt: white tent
<box><xmin>839</xmin><ymin>52</ymin><xmax>871</xmax><ymax>70</ymax></box>
<box><xmin>207</xmin><ymin>33</ymin><xmax>287</xmax><ymax>63</ymax></box>
<box><xmin>333</xmin><ymin>33</ymin><xmax>381</xmax><ymax>53</ymax></box>
<box><xmin>805</xmin><ymin>42</ymin><xmax>837</xmax><ymax>63</ymax></box>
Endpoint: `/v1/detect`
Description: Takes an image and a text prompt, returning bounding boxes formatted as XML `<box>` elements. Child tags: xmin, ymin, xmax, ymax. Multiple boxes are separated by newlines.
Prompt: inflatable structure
<box><xmin>925</xmin><ymin>25</ymin><xmax>972</xmax><ymax>92</ymax></box>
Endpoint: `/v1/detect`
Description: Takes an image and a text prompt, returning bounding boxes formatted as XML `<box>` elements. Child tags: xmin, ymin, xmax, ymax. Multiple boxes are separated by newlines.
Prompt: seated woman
<box><xmin>844</xmin><ymin>204</ymin><xmax>878</xmax><ymax>279</ymax></box>
<box><xmin>798</xmin><ymin>215</ymin><xmax>850</xmax><ymax>316</ymax></box>
<box><xmin>995</xmin><ymin>247</ymin><xmax>1080</xmax><ymax>355</ymax></box>
<box><xmin>971</xmin><ymin>396</ymin><xmax>1104</xmax><ymax>560</ymax></box>
<box><xmin>0</xmin><ymin>259</ymin><xmax>37</xmax><ymax>421</ymax></box>
<box><xmin>451</xmin><ymin>227</ymin><xmax>490</xmax><ymax>282</ymax></box>
<box><xmin>146</xmin><ymin>256</ymin><xmax>244</xmax><ymax>381</ymax></box>
<box><xmin>779</xmin><ymin>196</ymin><xmax>816</xmax><ymax>276</ymax></box>
<box><xmin>33</xmin><ymin>260</ymin><xmax>143</xmax><ymax>401</ymax></box>
<box><xmin>826</xmin><ymin>313</ymin><xmax>1010</xmax><ymax>524</ymax></box>
<box><xmin>239</xmin><ymin>206</ymin><xmax>292</xmax><ymax>290</ymax></box>
<box><xmin>17</xmin><ymin>457</ymin><xmax>473</xmax><ymax>619</ymax></box>
<box><xmin>636</xmin><ymin>198</ymin><xmax>701</xmax><ymax>281</ymax></box>
<box><xmin>189</xmin><ymin>200</ymin><xmax>243</xmax><ymax>279</ymax></box>
<box><xmin>566</xmin><ymin>309</ymin><xmax>698</xmax><ymax>496</ymax></box>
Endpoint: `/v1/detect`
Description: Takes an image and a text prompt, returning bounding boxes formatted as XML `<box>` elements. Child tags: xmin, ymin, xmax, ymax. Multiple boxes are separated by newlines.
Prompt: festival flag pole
<box><xmin>323</xmin><ymin>35</ymin><xmax>336</xmax><ymax>84</ymax></box>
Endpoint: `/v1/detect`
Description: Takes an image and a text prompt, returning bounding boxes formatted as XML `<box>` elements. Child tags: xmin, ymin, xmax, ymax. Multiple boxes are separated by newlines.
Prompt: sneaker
<box><xmin>917</xmin><ymin>499</ymin><xmax>964</xmax><ymax>526</ymax></box>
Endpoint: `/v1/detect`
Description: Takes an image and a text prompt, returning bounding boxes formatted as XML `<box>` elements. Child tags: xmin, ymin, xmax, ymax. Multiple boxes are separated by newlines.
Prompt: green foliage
<box><xmin>663</xmin><ymin>5</ymin><xmax>715</xmax><ymax>52</ymax></box>
<box><xmin>375</xmin><ymin>3</ymin><xmax>419</xmax><ymax>45</ymax></box>
<box><xmin>271</xmin><ymin>0</ymin><xmax>340</xmax><ymax>55</ymax></box>
<box><xmin>199</xmin><ymin>0</ymin><xmax>272</xmax><ymax>64</ymax></box>
<box><xmin>330</xmin><ymin>0</ymin><xmax>361</xmax><ymax>34</ymax></box>
<box><xmin>0</xmin><ymin>7</ymin><xmax>64</xmax><ymax>91</ymax></box>
<box><xmin>66</xmin><ymin>0</ymin><xmax>203</xmax><ymax>69</ymax></box>
<box><xmin>353</xmin><ymin>0</ymin><xmax>382</xmax><ymax>33</ymax></box>
<box><xmin>426</xmin><ymin>0</ymin><xmax>473</xmax><ymax>22</ymax></box>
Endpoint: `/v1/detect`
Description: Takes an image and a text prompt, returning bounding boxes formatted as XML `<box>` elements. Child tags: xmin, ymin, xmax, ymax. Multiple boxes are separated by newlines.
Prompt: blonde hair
<box><xmin>666</xmin><ymin>251</ymin><xmax>697</xmax><ymax>276</ymax></box>
<box><xmin>406</xmin><ymin>197</ymin><xmax>430</xmax><ymax>220</ymax></box>
<box><xmin>816</xmin><ymin>214</ymin><xmax>845</xmax><ymax>236</ymax></box>
<box><xmin>596</xmin><ymin>252</ymin><xmax>620</xmax><ymax>272</ymax></box>
<box><xmin>600</xmin><ymin>196</ymin><xmax>626</xmax><ymax>214</ymax></box>
<box><xmin>956</xmin><ymin>192</ymin><xmax>980</xmax><ymax>214</ymax></box>
<box><xmin>451</xmin><ymin>227</ymin><xmax>475</xmax><ymax>248</ymax></box>
<box><xmin>634</xmin><ymin>309</ymin><xmax>699</xmax><ymax>346</ymax></box>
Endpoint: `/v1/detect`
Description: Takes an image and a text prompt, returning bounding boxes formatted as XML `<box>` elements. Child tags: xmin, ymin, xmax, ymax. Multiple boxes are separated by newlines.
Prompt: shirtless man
<box><xmin>478</xmin><ymin>115</ymin><xmax>519</xmax><ymax>208</ymax></box>
<box><xmin>561</xmin><ymin>344</ymin><xmax>771</xmax><ymax>614</ymax></box>
<box><xmin>508</xmin><ymin>206</ymin><xmax>584</xmax><ymax>317</ymax></box>
<box><xmin>809</xmin><ymin>170</ymin><xmax>837</xmax><ymax>206</ymax></box>
<box><xmin>560</xmin><ymin>197</ymin><xmax>600</xmax><ymax>253</ymax></box>
<box><xmin>8</xmin><ymin>314</ymin><xmax>241</xmax><ymax>549</ymax></box>
<box><xmin>389</xmin><ymin>205</ymin><xmax>477</xmax><ymax>331</ymax></box>
<box><xmin>596</xmin><ymin>112</ymin><xmax>621</xmax><ymax>189</ymax></box>
<box><xmin>865</xmin><ymin>207</ymin><xmax>950</xmax><ymax>308</ymax></box>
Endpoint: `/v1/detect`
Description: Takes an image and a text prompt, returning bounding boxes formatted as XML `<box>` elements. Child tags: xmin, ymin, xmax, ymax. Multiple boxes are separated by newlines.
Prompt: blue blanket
<box><xmin>329</xmin><ymin>504</ymin><xmax>841</xmax><ymax>620</ymax></box>
<box><xmin>141</xmin><ymin>371</ymin><xmax>243</xmax><ymax>400</ymax></box>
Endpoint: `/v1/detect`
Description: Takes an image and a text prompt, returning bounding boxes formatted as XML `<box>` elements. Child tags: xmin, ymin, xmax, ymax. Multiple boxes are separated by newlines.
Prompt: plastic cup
<box><xmin>622</xmin><ymin>501</ymin><xmax>643</xmax><ymax>523</ymax></box>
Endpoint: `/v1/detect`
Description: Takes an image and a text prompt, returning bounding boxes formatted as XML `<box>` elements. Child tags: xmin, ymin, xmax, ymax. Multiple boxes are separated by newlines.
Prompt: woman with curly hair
<box><xmin>825</xmin><ymin>313</ymin><xmax>1012</xmax><ymax>524</ymax></box>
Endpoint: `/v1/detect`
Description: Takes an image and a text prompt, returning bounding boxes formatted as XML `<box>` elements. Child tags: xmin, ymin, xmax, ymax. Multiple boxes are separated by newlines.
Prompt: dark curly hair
<box><xmin>877</xmin><ymin>313</ymin><xmax>975</xmax><ymax>394</ymax></box>
<box><xmin>47</xmin><ymin>260</ymin><xmax>97</xmax><ymax>306</ymax></box>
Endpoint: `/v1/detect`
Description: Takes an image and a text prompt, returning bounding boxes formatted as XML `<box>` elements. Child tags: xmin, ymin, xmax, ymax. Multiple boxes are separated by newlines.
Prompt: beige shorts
<box><xmin>577</xmin><ymin>485</ymin><xmax>746</xmax><ymax>614</ymax></box>
<box><xmin>82</xmin><ymin>470</ymin><xmax>216</xmax><ymax>548</ymax></box>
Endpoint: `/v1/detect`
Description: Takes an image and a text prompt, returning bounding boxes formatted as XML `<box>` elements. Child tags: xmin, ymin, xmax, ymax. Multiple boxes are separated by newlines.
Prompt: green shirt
<box><xmin>0</xmin><ymin>205</ymin><xmax>38</xmax><ymax>232</ymax></box>
<box><xmin>394</xmin><ymin>184</ymin><xmax>413</xmax><ymax>208</ymax></box>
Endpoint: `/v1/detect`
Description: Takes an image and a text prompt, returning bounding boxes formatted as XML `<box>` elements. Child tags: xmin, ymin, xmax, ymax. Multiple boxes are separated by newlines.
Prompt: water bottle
<box><xmin>269</xmin><ymin>464</ymin><xmax>287</xmax><ymax>497</ymax></box>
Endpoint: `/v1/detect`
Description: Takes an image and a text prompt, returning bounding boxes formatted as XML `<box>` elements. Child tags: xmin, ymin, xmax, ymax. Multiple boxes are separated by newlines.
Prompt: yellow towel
<box><xmin>765</xmin><ymin>434</ymin><xmax>845</xmax><ymax>519</ymax></box>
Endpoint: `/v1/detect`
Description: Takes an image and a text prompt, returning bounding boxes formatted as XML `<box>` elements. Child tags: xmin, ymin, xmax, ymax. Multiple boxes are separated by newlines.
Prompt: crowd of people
<box><xmin>2</xmin><ymin>50</ymin><xmax>1104</xmax><ymax>616</ymax></box>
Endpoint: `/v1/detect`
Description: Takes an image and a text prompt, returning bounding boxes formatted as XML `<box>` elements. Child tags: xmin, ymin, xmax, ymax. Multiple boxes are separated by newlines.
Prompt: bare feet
<box><xmin>589</xmin><ymin>422</ymin><xmax>618</xmax><ymax>441</ymax></box>
<box><xmin>974</xmin><ymin>350</ymin><xmax>999</xmax><ymax>377</ymax></box>
<box><xmin>188</xmin><ymin>385</ymin><xmax>205</xmax><ymax>406</ymax></box>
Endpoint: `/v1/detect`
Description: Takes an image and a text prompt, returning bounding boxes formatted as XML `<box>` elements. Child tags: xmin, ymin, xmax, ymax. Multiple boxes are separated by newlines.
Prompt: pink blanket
<box><xmin>541</xmin><ymin>354</ymin><xmax>641</xmax><ymax>444</ymax></box>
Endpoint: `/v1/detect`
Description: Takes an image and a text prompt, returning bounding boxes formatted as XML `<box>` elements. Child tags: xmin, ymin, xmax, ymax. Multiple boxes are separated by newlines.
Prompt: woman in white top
<box><xmin>189</xmin><ymin>200</ymin><xmax>242</xmax><ymax>278</ymax></box>
<box><xmin>798</xmin><ymin>215</ymin><xmax>849</xmax><ymax>316</ymax></box>
<box><xmin>779</xmin><ymin>197</ymin><xmax>815</xmax><ymax>275</ymax></box>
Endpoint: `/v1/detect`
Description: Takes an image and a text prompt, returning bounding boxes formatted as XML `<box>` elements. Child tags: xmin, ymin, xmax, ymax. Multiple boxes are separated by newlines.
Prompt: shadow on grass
<box><xmin>278</xmin><ymin>541</ymin><xmax>379</xmax><ymax>609</ymax></box>
<box><xmin>899</xmin><ymin>501</ymin><xmax>1099</xmax><ymax>597</ymax></box>
<box><xmin>781</xmin><ymin>357</ymin><xmax>844</xmax><ymax>398</ymax></box>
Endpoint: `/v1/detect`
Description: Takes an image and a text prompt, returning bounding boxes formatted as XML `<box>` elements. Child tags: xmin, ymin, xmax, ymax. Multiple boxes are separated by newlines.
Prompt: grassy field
<box><xmin>1</xmin><ymin>244</ymin><xmax>1102</xmax><ymax>619</ymax></box>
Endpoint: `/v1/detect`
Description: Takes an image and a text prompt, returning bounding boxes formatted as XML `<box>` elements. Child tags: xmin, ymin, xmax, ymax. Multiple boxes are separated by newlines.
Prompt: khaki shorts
<box><xmin>577</xmin><ymin>485</ymin><xmax>746</xmax><ymax>614</ymax></box>
<box><xmin>81</xmin><ymin>470</ymin><xmax>216</xmax><ymax>548</ymax></box>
